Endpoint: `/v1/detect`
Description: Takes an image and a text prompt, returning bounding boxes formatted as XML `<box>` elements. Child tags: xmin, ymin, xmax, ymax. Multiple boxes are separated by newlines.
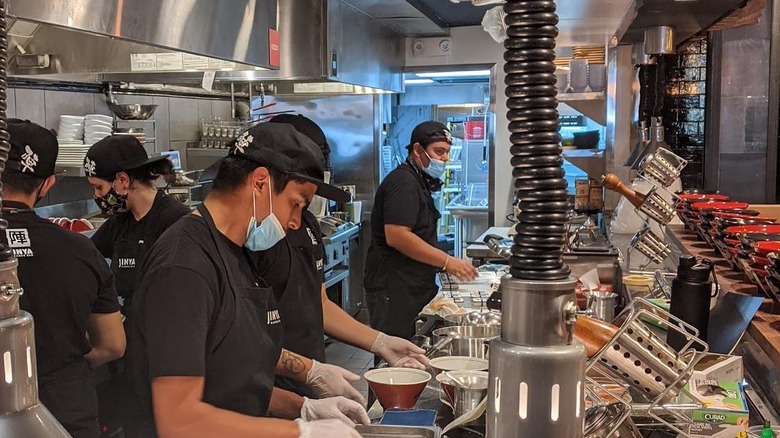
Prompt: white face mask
<box><xmin>421</xmin><ymin>147</ymin><xmax>446</xmax><ymax>179</ymax></box>
<box><xmin>244</xmin><ymin>182</ymin><xmax>286</xmax><ymax>251</ymax></box>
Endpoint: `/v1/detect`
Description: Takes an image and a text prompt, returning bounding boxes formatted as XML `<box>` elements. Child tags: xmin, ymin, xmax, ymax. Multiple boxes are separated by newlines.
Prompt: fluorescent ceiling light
<box><xmin>404</xmin><ymin>78</ymin><xmax>435</xmax><ymax>84</ymax></box>
<box><xmin>416</xmin><ymin>70</ymin><xmax>491</xmax><ymax>78</ymax></box>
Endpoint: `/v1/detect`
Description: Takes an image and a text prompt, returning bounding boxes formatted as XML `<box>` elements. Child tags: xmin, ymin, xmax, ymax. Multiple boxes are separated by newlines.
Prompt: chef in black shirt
<box><xmin>86</xmin><ymin>135</ymin><xmax>190</xmax><ymax>314</ymax></box>
<box><xmin>84</xmin><ymin>135</ymin><xmax>190</xmax><ymax>436</ymax></box>
<box><xmin>364</xmin><ymin>121</ymin><xmax>478</xmax><ymax>340</ymax></box>
<box><xmin>253</xmin><ymin>115</ymin><xmax>428</xmax><ymax>399</ymax></box>
<box><xmin>131</xmin><ymin>123</ymin><xmax>367</xmax><ymax>438</ymax></box>
<box><xmin>2</xmin><ymin>120</ymin><xmax>125</xmax><ymax>438</ymax></box>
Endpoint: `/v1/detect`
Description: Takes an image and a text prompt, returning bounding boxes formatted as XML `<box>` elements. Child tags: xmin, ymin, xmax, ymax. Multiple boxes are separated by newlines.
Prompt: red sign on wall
<box><xmin>269</xmin><ymin>29</ymin><xmax>280</xmax><ymax>68</ymax></box>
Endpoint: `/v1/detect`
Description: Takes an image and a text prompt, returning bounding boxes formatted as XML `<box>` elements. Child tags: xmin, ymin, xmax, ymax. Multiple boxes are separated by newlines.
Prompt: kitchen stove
<box><xmin>319</xmin><ymin>216</ymin><xmax>362</xmax><ymax>316</ymax></box>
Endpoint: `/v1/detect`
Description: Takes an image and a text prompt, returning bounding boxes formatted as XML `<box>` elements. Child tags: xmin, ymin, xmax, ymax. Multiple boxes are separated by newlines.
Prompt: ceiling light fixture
<box><xmin>404</xmin><ymin>78</ymin><xmax>435</xmax><ymax>85</ymax></box>
<box><xmin>416</xmin><ymin>70</ymin><xmax>491</xmax><ymax>78</ymax></box>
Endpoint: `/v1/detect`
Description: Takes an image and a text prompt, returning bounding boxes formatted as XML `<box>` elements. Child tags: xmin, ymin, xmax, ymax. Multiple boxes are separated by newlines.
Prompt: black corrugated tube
<box><xmin>0</xmin><ymin>0</ymin><xmax>12</xmax><ymax>262</ymax></box>
<box><xmin>504</xmin><ymin>0</ymin><xmax>570</xmax><ymax>280</ymax></box>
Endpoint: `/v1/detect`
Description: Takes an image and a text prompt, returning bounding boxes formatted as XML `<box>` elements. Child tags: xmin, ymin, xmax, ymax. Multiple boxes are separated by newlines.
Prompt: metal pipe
<box><xmin>230</xmin><ymin>82</ymin><xmax>236</xmax><ymax>119</ymax></box>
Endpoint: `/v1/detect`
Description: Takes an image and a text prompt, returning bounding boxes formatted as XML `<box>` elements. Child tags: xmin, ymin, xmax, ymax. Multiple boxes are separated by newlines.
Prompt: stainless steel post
<box><xmin>488</xmin><ymin>0</ymin><xmax>587</xmax><ymax>436</ymax></box>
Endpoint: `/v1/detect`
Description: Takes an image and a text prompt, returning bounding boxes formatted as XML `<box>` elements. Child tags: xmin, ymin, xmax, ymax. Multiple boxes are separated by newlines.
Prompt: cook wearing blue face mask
<box><xmin>245</xmin><ymin>179</ymin><xmax>287</xmax><ymax>251</ymax></box>
<box><xmin>364</xmin><ymin>121</ymin><xmax>478</xmax><ymax>342</ymax></box>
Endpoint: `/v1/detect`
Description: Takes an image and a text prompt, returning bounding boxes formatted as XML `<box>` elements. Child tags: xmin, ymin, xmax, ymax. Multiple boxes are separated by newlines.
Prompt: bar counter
<box><xmin>666</xmin><ymin>224</ymin><xmax>780</xmax><ymax>420</ymax></box>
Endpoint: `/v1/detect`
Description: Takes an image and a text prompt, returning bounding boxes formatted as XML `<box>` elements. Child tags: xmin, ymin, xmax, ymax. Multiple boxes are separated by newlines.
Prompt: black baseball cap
<box><xmin>7</xmin><ymin>119</ymin><xmax>59</xmax><ymax>178</ymax></box>
<box><xmin>267</xmin><ymin>114</ymin><xmax>329</xmax><ymax>155</ymax></box>
<box><xmin>228</xmin><ymin>123</ymin><xmax>349</xmax><ymax>203</ymax></box>
<box><xmin>406</xmin><ymin>121</ymin><xmax>453</xmax><ymax>151</ymax></box>
<box><xmin>83</xmin><ymin>135</ymin><xmax>167</xmax><ymax>180</ymax></box>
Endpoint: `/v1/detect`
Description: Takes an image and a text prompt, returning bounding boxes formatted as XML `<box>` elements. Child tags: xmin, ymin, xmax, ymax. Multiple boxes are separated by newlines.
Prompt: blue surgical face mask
<box><xmin>244</xmin><ymin>182</ymin><xmax>286</xmax><ymax>251</ymax></box>
<box><xmin>422</xmin><ymin>148</ymin><xmax>446</xmax><ymax>179</ymax></box>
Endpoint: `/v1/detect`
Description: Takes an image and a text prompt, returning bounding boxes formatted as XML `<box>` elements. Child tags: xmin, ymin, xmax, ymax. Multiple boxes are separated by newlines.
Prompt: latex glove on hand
<box><xmin>300</xmin><ymin>396</ymin><xmax>371</xmax><ymax>427</ymax></box>
<box><xmin>305</xmin><ymin>360</ymin><xmax>366</xmax><ymax>404</ymax></box>
<box><xmin>296</xmin><ymin>419</ymin><xmax>361</xmax><ymax>438</ymax></box>
<box><xmin>445</xmin><ymin>257</ymin><xmax>479</xmax><ymax>282</ymax></box>
<box><xmin>370</xmin><ymin>332</ymin><xmax>429</xmax><ymax>369</ymax></box>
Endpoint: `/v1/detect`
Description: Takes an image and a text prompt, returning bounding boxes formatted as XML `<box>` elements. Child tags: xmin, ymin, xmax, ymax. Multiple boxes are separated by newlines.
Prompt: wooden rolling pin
<box><xmin>572</xmin><ymin>315</ymin><xmax>620</xmax><ymax>358</ymax></box>
<box><xmin>602</xmin><ymin>173</ymin><xmax>647</xmax><ymax>210</ymax></box>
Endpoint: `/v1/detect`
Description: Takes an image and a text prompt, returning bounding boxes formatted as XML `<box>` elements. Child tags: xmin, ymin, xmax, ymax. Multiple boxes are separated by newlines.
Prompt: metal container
<box><xmin>356</xmin><ymin>425</ymin><xmax>440</xmax><ymax>438</ymax></box>
<box><xmin>644</xmin><ymin>26</ymin><xmax>675</xmax><ymax>55</ymax></box>
<box><xmin>629</xmin><ymin>225</ymin><xmax>672</xmax><ymax>264</ymax></box>
<box><xmin>587</xmin><ymin>291</ymin><xmax>618</xmax><ymax>323</ymax></box>
<box><xmin>107</xmin><ymin>103</ymin><xmax>158</xmax><ymax>120</ymax></box>
<box><xmin>639</xmin><ymin>147</ymin><xmax>688</xmax><ymax>188</ymax></box>
<box><xmin>584</xmin><ymin>403</ymin><xmax>642</xmax><ymax>437</ymax></box>
<box><xmin>431</xmin><ymin>325</ymin><xmax>500</xmax><ymax>359</ymax></box>
<box><xmin>452</xmin><ymin>373</ymin><xmax>489</xmax><ymax>420</ymax></box>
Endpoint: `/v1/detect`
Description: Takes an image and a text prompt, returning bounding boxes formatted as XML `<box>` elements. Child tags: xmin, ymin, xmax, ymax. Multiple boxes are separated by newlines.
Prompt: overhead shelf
<box><xmin>562</xmin><ymin>149</ymin><xmax>606</xmax><ymax>181</ymax></box>
<box><xmin>558</xmin><ymin>92</ymin><xmax>606</xmax><ymax>126</ymax></box>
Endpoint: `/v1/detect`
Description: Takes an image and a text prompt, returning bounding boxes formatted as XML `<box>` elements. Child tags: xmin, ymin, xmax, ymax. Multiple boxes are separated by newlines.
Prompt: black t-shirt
<box><xmin>364</xmin><ymin>162</ymin><xmax>440</xmax><ymax>292</ymax></box>
<box><xmin>91</xmin><ymin>192</ymin><xmax>190</xmax><ymax>297</ymax></box>
<box><xmin>2</xmin><ymin>202</ymin><xmax>119</xmax><ymax>378</ymax></box>
<box><xmin>131</xmin><ymin>214</ymin><xmax>275</xmax><ymax>415</ymax></box>
<box><xmin>251</xmin><ymin>209</ymin><xmax>325</xmax><ymax>301</ymax></box>
<box><xmin>369</xmin><ymin>162</ymin><xmax>437</xmax><ymax>249</ymax></box>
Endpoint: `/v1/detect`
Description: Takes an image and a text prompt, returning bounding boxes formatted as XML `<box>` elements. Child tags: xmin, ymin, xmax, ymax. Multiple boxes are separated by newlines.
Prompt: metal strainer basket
<box><xmin>629</xmin><ymin>225</ymin><xmax>672</xmax><ymax>265</ymax></box>
<box><xmin>639</xmin><ymin>148</ymin><xmax>688</xmax><ymax>188</ymax></box>
<box><xmin>585</xmin><ymin>299</ymin><xmax>707</xmax><ymax>437</ymax></box>
<box><xmin>636</xmin><ymin>186</ymin><xmax>675</xmax><ymax>225</ymax></box>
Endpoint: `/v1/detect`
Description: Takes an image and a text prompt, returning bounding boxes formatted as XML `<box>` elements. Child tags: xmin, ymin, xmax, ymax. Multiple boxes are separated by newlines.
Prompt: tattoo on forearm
<box><xmin>281</xmin><ymin>351</ymin><xmax>306</xmax><ymax>375</ymax></box>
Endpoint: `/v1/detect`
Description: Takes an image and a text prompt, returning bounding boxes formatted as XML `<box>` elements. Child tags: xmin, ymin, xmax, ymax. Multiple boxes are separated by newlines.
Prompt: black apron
<box><xmin>365</xmin><ymin>164</ymin><xmax>441</xmax><ymax>340</ymax></box>
<box><xmin>274</xmin><ymin>214</ymin><xmax>326</xmax><ymax>397</ymax></box>
<box><xmin>137</xmin><ymin>206</ymin><xmax>283</xmax><ymax>437</ymax></box>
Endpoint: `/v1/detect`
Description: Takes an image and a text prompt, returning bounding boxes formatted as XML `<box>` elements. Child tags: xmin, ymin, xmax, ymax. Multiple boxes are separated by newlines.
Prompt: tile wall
<box><xmin>663</xmin><ymin>39</ymin><xmax>708</xmax><ymax>190</ymax></box>
<box><xmin>6</xmin><ymin>87</ymin><xmax>232</xmax><ymax>206</ymax></box>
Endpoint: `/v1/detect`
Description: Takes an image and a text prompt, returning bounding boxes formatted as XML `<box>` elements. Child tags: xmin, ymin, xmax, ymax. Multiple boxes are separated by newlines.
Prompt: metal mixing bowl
<box><xmin>108</xmin><ymin>103</ymin><xmax>157</xmax><ymax>120</ymax></box>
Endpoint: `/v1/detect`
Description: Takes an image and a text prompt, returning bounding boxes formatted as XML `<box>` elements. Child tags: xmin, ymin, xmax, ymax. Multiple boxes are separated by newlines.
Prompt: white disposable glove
<box><xmin>370</xmin><ymin>332</ymin><xmax>429</xmax><ymax>369</ymax></box>
<box><xmin>305</xmin><ymin>360</ymin><xmax>366</xmax><ymax>404</ymax></box>
<box><xmin>300</xmin><ymin>396</ymin><xmax>371</xmax><ymax>427</ymax></box>
<box><xmin>295</xmin><ymin>418</ymin><xmax>361</xmax><ymax>438</ymax></box>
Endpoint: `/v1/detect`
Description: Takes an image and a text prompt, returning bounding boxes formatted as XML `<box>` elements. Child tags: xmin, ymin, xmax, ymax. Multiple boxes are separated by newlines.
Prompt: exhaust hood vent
<box><xmin>615</xmin><ymin>0</ymin><xmax>751</xmax><ymax>49</ymax></box>
<box><xmin>7</xmin><ymin>0</ymin><xmax>403</xmax><ymax>95</ymax></box>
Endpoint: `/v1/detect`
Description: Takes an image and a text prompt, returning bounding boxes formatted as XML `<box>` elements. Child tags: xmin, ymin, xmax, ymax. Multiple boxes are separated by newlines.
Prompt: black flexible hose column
<box><xmin>0</xmin><ymin>0</ymin><xmax>11</xmax><ymax>263</ymax></box>
<box><xmin>505</xmin><ymin>0</ymin><xmax>569</xmax><ymax>281</ymax></box>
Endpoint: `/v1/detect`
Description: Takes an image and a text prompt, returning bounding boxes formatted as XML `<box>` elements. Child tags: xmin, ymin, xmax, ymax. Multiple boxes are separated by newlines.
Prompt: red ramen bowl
<box><xmin>365</xmin><ymin>368</ymin><xmax>431</xmax><ymax>410</ymax></box>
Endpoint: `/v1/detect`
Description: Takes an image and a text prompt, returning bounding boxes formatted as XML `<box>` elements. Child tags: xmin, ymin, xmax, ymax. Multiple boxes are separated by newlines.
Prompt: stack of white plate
<box><xmin>56</xmin><ymin>144</ymin><xmax>91</xmax><ymax>167</ymax></box>
<box><xmin>57</xmin><ymin>115</ymin><xmax>85</xmax><ymax>142</ymax></box>
<box><xmin>84</xmin><ymin>114</ymin><xmax>114</xmax><ymax>145</ymax></box>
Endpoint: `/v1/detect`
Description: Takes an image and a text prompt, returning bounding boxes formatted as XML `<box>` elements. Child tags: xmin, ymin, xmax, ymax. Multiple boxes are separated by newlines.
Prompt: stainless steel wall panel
<box><xmin>6</xmin><ymin>89</ymin><xmax>16</xmax><ymax>119</ymax></box>
<box><xmin>43</xmin><ymin>90</ymin><xmax>95</xmax><ymax>131</ymax></box>
<box><xmin>14</xmin><ymin>89</ymin><xmax>45</xmax><ymax>126</ymax></box>
<box><xmin>152</xmin><ymin>96</ymin><xmax>171</xmax><ymax>152</ymax></box>
<box><xmin>169</xmin><ymin>97</ymin><xmax>200</xmax><ymax>142</ymax></box>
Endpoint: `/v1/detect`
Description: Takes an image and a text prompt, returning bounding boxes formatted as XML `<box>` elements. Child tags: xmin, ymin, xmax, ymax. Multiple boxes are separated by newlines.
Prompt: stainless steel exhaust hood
<box><xmin>7</xmin><ymin>0</ymin><xmax>403</xmax><ymax>95</ymax></box>
<box><xmin>9</xmin><ymin>0</ymin><xmax>277</xmax><ymax>68</ymax></box>
<box><xmin>615</xmin><ymin>0</ymin><xmax>749</xmax><ymax>48</ymax></box>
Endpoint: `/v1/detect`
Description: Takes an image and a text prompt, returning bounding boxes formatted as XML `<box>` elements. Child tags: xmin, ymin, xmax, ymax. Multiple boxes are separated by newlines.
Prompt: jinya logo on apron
<box><xmin>117</xmin><ymin>258</ymin><xmax>136</xmax><ymax>269</ymax></box>
<box><xmin>266</xmin><ymin>310</ymin><xmax>281</xmax><ymax>325</ymax></box>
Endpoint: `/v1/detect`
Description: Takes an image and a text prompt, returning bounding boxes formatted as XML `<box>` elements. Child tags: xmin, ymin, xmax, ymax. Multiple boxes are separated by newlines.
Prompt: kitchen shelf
<box><xmin>558</xmin><ymin>92</ymin><xmax>606</xmax><ymax>126</ymax></box>
<box><xmin>186</xmin><ymin>148</ymin><xmax>230</xmax><ymax>157</ymax></box>
<box><xmin>54</xmin><ymin>165</ymin><xmax>87</xmax><ymax>177</ymax></box>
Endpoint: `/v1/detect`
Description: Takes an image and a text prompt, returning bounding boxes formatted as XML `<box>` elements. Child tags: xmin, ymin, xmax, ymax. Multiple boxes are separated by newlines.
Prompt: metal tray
<box><xmin>357</xmin><ymin>425</ymin><xmax>440</xmax><ymax>438</ymax></box>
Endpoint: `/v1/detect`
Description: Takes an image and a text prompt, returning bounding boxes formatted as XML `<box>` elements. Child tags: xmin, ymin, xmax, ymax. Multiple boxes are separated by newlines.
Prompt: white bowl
<box><xmin>85</xmin><ymin>114</ymin><xmax>113</xmax><ymax>123</ymax></box>
<box><xmin>85</xmin><ymin>128</ymin><xmax>113</xmax><ymax>135</ymax></box>
<box><xmin>429</xmin><ymin>356</ymin><xmax>489</xmax><ymax>375</ymax></box>
<box><xmin>59</xmin><ymin>115</ymin><xmax>84</xmax><ymax>122</ymax></box>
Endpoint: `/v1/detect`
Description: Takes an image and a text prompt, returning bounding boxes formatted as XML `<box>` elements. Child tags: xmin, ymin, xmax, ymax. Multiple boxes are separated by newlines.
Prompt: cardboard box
<box><xmin>687</xmin><ymin>380</ymin><xmax>749</xmax><ymax>438</ymax></box>
<box><xmin>691</xmin><ymin>354</ymin><xmax>743</xmax><ymax>382</ymax></box>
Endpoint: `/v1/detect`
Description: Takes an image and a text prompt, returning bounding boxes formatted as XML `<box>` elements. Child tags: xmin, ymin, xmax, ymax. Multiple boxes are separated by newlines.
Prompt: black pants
<box><xmin>40</xmin><ymin>363</ymin><xmax>100</xmax><ymax>438</ymax></box>
<box><xmin>366</xmin><ymin>286</ymin><xmax>436</xmax><ymax>340</ymax></box>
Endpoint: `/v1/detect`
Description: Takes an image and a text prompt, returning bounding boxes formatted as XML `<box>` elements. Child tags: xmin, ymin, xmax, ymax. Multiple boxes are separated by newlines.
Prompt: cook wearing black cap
<box><xmin>130</xmin><ymin>123</ymin><xmax>367</xmax><ymax>438</ymax></box>
<box><xmin>2</xmin><ymin>120</ymin><xmax>125</xmax><ymax>438</ymax></box>
<box><xmin>83</xmin><ymin>135</ymin><xmax>190</xmax><ymax>436</ymax></box>
<box><xmin>85</xmin><ymin>136</ymin><xmax>190</xmax><ymax>312</ymax></box>
<box><xmin>251</xmin><ymin>115</ymin><xmax>428</xmax><ymax>401</ymax></box>
<box><xmin>364</xmin><ymin>121</ymin><xmax>478</xmax><ymax>340</ymax></box>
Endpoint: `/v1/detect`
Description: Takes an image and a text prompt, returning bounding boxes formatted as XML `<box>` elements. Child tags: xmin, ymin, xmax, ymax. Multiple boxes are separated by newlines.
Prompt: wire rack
<box><xmin>584</xmin><ymin>298</ymin><xmax>708</xmax><ymax>437</ymax></box>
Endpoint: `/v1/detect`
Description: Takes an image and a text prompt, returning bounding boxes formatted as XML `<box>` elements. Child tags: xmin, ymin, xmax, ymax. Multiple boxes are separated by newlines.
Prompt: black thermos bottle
<box><xmin>667</xmin><ymin>255</ymin><xmax>713</xmax><ymax>351</ymax></box>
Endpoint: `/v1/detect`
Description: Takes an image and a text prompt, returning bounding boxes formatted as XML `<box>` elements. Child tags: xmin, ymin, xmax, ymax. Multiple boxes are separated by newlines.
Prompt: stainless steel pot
<box><xmin>431</xmin><ymin>325</ymin><xmax>500</xmax><ymax>359</ymax></box>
